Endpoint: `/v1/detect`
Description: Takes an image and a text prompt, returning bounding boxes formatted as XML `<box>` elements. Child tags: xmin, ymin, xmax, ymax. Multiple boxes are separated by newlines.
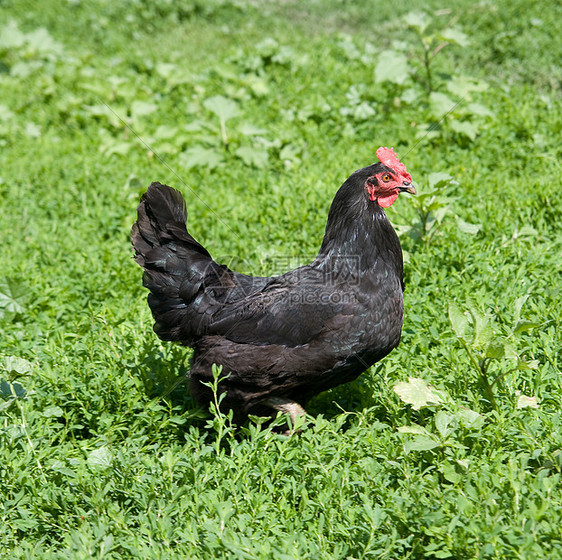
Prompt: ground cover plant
<box><xmin>0</xmin><ymin>0</ymin><xmax>561</xmax><ymax>557</ymax></box>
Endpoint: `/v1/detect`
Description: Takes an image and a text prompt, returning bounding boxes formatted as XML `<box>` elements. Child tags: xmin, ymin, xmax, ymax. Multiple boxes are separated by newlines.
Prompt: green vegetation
<box><xmin>1</xmin><ymin>0</ymin><xmax>561</xmax><ymax>557</ymax></box>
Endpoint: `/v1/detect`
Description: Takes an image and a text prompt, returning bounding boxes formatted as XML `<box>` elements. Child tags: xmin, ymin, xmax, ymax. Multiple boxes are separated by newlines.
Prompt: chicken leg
<box><xmin>264</xmin><ymin>396</ymin><xmax>305</xmax><ymax>433</ymax></box>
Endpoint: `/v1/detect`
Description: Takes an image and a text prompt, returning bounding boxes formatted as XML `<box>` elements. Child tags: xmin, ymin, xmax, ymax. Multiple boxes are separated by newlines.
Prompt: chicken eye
<box><xmin>381</xmin><ymin>173</ymin><xmax>391</xmax><ymax>182</ymax></box>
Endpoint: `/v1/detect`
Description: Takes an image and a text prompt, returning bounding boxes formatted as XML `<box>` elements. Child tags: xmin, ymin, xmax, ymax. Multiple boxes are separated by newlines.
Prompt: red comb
<box><xmin>376</xmin><ymin>147</ymin><xmax>412</xmax><ymax>183</ymax></box>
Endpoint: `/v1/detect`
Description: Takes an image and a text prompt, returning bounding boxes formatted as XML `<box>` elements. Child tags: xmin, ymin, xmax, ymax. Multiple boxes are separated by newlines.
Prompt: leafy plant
<box><xmin>403</xmin><ymin>10</ymin><xmax>470</xmax><ymax>94</ymax></box>
<box><xmin>372</xmin><ymin>11</ymin><xmax>494</xmax><ymax>143</ymax></box>
<box><xmin>396</xmin><ymin>171</ymin><xmax>455</xmax><ymax>244</ymax></box>
<box><xmin>176</xmin><ymin>94</ymin><xmax>271</xmax><ymax>170</ymax></box>
<box><xmin>448</xmin><ymin>299</ymin><xmax>540</xmax><ymax>410</ymax></box>
<box><xmin>0</xmin><ymin>277</ymin><xmax>27</xmax><ymax>321</ymax></box>
<box><xmin>394</xmin><ymin>377</ymin><xmax>485</xmax><ymax>483</ymax></box>
<box><xmin>202</xmin><ymin>364</ymin><xmax>235</xmax><ymax>454</ymax></box>
<box><xmin>203</xmin><ymin>95</ymin><xmax>240</xmax><ymax>146</ymax></box>
<box><xmin>397</xmin><ymin>170</ymin><xmax>484</xmax><ymax>244</ymax></box>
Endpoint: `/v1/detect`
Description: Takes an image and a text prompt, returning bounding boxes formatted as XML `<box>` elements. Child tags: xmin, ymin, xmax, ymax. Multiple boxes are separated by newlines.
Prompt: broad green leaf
<box><xmin>375</xmin><ymin>50</ymin><xmax>409</xmax><ymax>85</ymax></box>
<box><xmin>433</xmin><ymin>205</ymin><xmax>450</xmax><ymax>224</ymax></box>
<box><xmin>516</xmin><ymin>395</ymin><xmax>539</xmax><ymax>409</ymax></box>
<box><xmin>0</xmin><ymin>22</ymin><xmax>26</xmax><ymax>49</ymax></box>
<box><xmin>0</xmin><ymin>105</ymin><xmax>15</xmax><ymax>121</ymax></box>
<box><xmin>212</xmin><ymin>63</ymin><xmax>240</xmax><ymax>81</ymax></box>
<box><xmin>100</xmin><ymin>138</ymin><xmax>132</xmax><ymax>157</ymax></box>
<box><xmin>50</xmin><ymin>460</ymin><xmax>77</xmax><ymax>478</ymax></box>
<box><xmin>179</xmin><ymin>146</ymin><xmax>224</xmax><ymax>170</ymax></box>
<box><xmin>405</xmin><ymin>435</ymin><xmax>440</xmax><ymax>452</ymax></box>
<box><xmin>456</xmin><ymin>216</ymin><xmax>482</xmax><ymax>235</ymax></box>
<box><xmin>255</xmin><ymin>37</ymin><xmax>279</xmax><ymax>57</ymax></box>
<box><xmin>465</xmin><ymin>102</ymin><xmax>494</xmax><ymax>118</ymax></box>
<box><xmin>272</xmin><ymin>45</ymin><xmax>296</xmax><ymax>66</ymax></box>
<box><xmin>485</xmin><ymin>337</ymin><xmax>519</xmax><ymax>360</ymax></box>
<box><xmin>397</xmin><ymin>424</ymin><xmax>428</xmax><ymax>436</ymax></box>
<box><xmin>513</xmin><ymin>320</ymin><xmax>540</xmax><ymax>334</ymax></box>
<box><xmin>151</xmin><ymin>141</ymin><xmax>177</xmax><ymax>155</ymax></box>
<box><xmin>394</xmin><ymin>224</ymin><xmax>412</xmax><ymax>238</ymax></box>
<box><xmin>446</xmin><ymin>75</ymin><xmax>489</xmax><ymax>97</ymax></box>
<box><xmin>425</xmin><ymin>196</ymin><xmax>447</xmax><ymax>211</ymax></box>
<box><xmin>162</xmin><ymin>66</ymin><xmax>191</xmax><ymax>87</ymax></box>
<box><xmin>154</xmin><ymin>124</ymin><xmax>179</xmax><ymax>140</ymax></box>
<box><xmin>469</xmin><ymin>308</ymin><xmax>492</xmax><ymax>347</ymax></box>
<box><xmin>168</xmin><ymin>415</ymin><xmax>187</xmax><ymax>425</ymax></box>
<box><xmin>410</xmin><ymin>190</ymin><xmax>435</xmax><ymax>204</ymax></box>
<box><xmin>423</xmin><ymin>214</ymin><xmax>437</xmax><ymax>233</ymax></box>
<box><xmin>516</xmin><ymin>358</ymin><xmax>539</xmax><ymax>370</ymax></box>
<box><xmin>11</xmin><ymin>60</ymin><xmax>41</xmax><ymax>79</ymax></box>
<box><xmin>345</xmin><ymin>85</ymin><xmax>361</xmax><ymax>105</ymax></box>
<box><xmin>439</xmin><ymin>28</ymin><xmax>470</xmax><ymax>47</ymax></box>
<box><xmin>398</xmin><ymin>424</ymin><xmax>440</xmax><ymax>451</ymax></box>
<box><xmin>393</xmin><ymin>377</ymin><xmax>443</xmax><ymax>410</ymax></box>
<box><xmin>359</xmin><ymin>500</ymin><xmax>383</xmax><ymax>526</ymax></box>
<box><xmin>440</xmin><ymin>462</ymin><xmax>462</xmax><ymax>484</ymax></box>
<box><xmin>450</xmin><ymin>120</ymin><xmax>479</xmax><ymax>140</ymax></box>
<box><xmin>512</xmin><ymin>295</ymin><xmax>529</xmax><ymax>327</ymax></box>
<box><xmin>279</xmin><ymin>143</ymin><xmax>301</xmax><ymax>162</ymax></box>
<box><xmin>235</xmin><ymin>146</ymin><xmax>269</xmax><ymax>168</ymax></box>
<box><xmin>338</xmin><ymin>35</ymin><xmax>361</xmax><ymax>60</ymax></box>
<box><xmin>415</xmin><ymin>125</ymin><xmax>441</xmax><ymax>140</ymax></box>
<box><xmin>25</xmin><ymin>27</ymin><xmax>63</xmax><ymax>55</ymax></box>
<box><xmin>435</xmin><ymin>411</ymin><xmax>456</xmax><ymax>438</ymax></box>
<box><xmin>25</xmin><ymin>122</ymin><xmax>41</xmax><ymax>138</ymax></box>
<box><xmin>429</xmin><ymin>91</ymin><xmax>457</xmax><ymax>119</ymax></box>
<box><xmin>87</xmin><ymin>446</ymin><xmax>112</xmax><ymax>469</ymax></box>
<box><xmin>400</xmin><ymin>88</ymin><xmax>419</xmax><ymax>104</ymax></box>
<box><xmin>83</xmin><ymin>104</ymin><xmax>123</xmax><ymax>128</ymax></box>
<box><xmin>427</xmin><ymin>172</ymin><xmax>453</xmax><ymax>189</ymax></box>
<box><xmin>353</xmin><ymin>102</ymin><xmax>376</xmax><ymax>121</ymax></box>
<box><xmin>390</xmin><ymin>40</ymin><xmax>408</xmax><ymax>52</ymax></box>
<box><xmin>131</xmin><ymin>100</ymin><xmax>157</xmax><ymax>118</ymax></box>
<box><xmin>457</xmin><ymin>408</ymin><xmax>484</xmax><ymax>429</ymax></box>
<box><xmin>155</xmin><ymin>62</ymin><xmax>177</xmax><ymax>79</ymax></box>
<box><xmin>203</xmin><ymin>95</ymin><xmax>240</xmax><ymax>123</ymax></box>
<box><xmin>504</xmin><ymin>343</ymin><xmax>519</xmax><ymax>359</ymax></box>
<box><xmin>0</xmin><ymin>277</ymin><xmax>26</xmax><ymax>319</ymax></box>
<box><xmin>42</xmin><ymin>406</ymin><xmax>64</xmax><ymax>418</ymax></box>
<box><xmin>244</xmin><ymin>75</ymin><xmax>270</xmax><ymax>97</ymax></box>
<box><xmin>238</xmin><ymin>123</ymin><xmax>269</xmax><ymax>136</ymax></box>
<box><xmin>514</xmin><ymin>226</ymin><xmax>538</xmax><ymax>238</ymax></box>
<box><xmin>448</xmin><ymin>302</ymin><xmax>468</xmax><ymax>340</ymax></box>
<box><xmin>0</xmin><ymin>379</ymin><xmax>26</xmax><ymax>399</ymax></box>
<box><xmin>4</xmin><ymin>356</ymin><xmax>32</xmax><ymax>376</ymax></box>
<box><xmin>184</xmin><ymin>120</ymin><xmax>208</xmax><ymax>133</ymax></box>
<box><xmin>403</xmin><ymin>11</ymin><xmax>431</xmax><ymax>33</ymax></box>
<box><xmin>485</xmin><ymin>338</ymin><xmax>506</xmax><ymax>359</ymax></box>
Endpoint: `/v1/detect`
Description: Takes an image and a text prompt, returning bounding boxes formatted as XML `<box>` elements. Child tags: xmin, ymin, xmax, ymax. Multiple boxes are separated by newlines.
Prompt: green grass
<box><xmin>1</xmin><ymin>0</ymin><xmax>561</xmax><ymax>557</ymax></box>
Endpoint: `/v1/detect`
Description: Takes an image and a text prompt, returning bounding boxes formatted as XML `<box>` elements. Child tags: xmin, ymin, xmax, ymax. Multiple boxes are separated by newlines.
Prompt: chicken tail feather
<box><xmin>131</xmin><ymin>182</ymin><xmax>216</xmax><ymax>344</ymax></box>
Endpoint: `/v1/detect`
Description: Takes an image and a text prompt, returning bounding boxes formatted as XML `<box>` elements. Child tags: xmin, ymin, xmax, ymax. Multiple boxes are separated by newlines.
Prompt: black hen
<box><xmin>131</xmin><ymin>147</ymin><xmax>415</xmax><ymax>423</ymax></box>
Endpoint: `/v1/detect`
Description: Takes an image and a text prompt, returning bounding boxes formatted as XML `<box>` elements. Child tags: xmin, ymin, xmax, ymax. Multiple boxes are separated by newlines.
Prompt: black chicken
<box><xmin>131</xmin><ymin>147</ymin><xmax>415</xmax><ymax>424</ymax></box>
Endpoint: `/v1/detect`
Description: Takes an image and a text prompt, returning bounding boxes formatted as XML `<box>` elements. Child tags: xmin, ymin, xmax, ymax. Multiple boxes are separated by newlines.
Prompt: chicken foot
<box><xmin>263</xmin><ymin>396</ymin><xmax>305</xmax><ymax>433</ymax></box>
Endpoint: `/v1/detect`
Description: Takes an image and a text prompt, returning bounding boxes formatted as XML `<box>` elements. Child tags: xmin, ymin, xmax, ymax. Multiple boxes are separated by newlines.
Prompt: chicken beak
<box><xmin>399</xmin><ymin>182</ymin><xmax>417</xmax><ymax>195</ymax></box>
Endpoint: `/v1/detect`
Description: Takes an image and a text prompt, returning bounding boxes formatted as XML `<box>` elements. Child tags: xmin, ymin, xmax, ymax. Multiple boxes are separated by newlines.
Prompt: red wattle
<box><xmin>377</xmin><ymin>193</ymin><xmax>399</xmax><ymax>208</ymax></box>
